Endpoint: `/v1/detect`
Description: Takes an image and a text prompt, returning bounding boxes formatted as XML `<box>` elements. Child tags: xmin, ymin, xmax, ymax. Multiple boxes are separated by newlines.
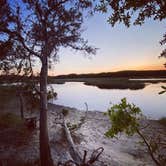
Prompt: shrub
<box><xmin>62</xmin><ymin>109</ymin><xmax>69</xmax><ymax>117</ymax></box>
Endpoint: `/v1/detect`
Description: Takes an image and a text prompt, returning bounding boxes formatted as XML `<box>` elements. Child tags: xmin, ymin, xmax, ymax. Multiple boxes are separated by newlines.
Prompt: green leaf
<box><xmin>105</xmin><ymin>98</ymin><xmax>142</xmax><ymax>138</ymax></box>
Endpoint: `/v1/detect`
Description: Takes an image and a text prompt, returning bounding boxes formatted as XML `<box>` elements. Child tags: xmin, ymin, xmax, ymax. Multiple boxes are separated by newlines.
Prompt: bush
<box><xmin>62</xmin><ymin>109</ymin><xmax>69</xmax><ymax>117</ymax></box>
<box><xmin>105</xmin><ymin>98</ymin><xmax>141</xmax><ymax>137</ymax></box>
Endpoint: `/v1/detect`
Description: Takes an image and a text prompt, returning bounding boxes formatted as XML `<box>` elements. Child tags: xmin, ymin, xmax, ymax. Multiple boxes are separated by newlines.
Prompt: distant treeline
<box><xmin>0</xmin><ymin>70</ymin><xmax>166</xmax><ymax>83</ymax></box>
<box><xmin>53</xmin><ymin>70</ymin><xmax>166</xmax><ymax>79</ymax></box>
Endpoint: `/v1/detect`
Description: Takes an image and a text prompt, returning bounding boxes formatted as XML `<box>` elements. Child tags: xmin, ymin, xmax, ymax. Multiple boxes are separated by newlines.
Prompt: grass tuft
<box><xmin>62</xmin><ymin>109</ymin><xmax>69</xmax><ymax>117</ymax></box>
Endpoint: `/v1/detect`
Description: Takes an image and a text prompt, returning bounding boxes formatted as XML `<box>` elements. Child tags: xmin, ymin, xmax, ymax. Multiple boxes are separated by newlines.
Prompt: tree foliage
<box><xmin>96</xmin><ymin>0</ymin><xmax>166</xmax><ymax>27</ymax></box>
<box><xmin>106</xmin><ymin>98</ymin><xmax>166</xmax><ymax>166</ymax></box>
<box><xmin>105</xmin><ymin>98</ymin><xmax>141</xmax><ymax>137</ymax></box>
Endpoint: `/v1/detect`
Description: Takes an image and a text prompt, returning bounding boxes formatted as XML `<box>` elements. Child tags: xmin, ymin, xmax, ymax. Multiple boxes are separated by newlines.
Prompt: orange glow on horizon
<box><xmin>48</xmin><ymin>64</ymin><xmax>165</xmax><ymax>76</ymax></box>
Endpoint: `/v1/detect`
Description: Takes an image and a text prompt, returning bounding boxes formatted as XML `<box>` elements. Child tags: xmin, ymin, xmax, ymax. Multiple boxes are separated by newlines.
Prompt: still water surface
<box><xmin>51</xmin><ymin>82</ymin><xmax>166</xmax><ymax>119</ymax></box>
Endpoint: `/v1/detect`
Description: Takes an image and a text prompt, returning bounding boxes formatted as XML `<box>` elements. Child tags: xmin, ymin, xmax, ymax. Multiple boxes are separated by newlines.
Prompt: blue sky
<box><xmin>50</xmin><ymin>13</ymin><xmax>165</xmax><ymax>75</ymax></box>
<box><xmin>7</xmin><ymin>0</ymin><xmax>166</xmax><ymax>75</ymax></box>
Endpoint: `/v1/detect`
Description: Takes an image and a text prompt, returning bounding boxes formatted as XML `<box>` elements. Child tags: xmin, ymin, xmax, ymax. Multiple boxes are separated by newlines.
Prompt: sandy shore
<box><xmin>48</xmin><ymin>104</ymin><xmax>154</xmax><ymax>166</ymax></box>
<box><xmin>0</xmin><ymin>103</ymin><xmax>165</xmax><ymax>165</ymax></box>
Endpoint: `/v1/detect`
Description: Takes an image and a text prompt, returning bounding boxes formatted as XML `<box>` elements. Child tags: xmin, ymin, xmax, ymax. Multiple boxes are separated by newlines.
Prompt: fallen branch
<box><xmin>62</xmin><ymin>113</ymin><xmax>82</xmax><ymax>164</ymax></box>
<box><xmin>54</xmin><ymin>111</ymin><xmax>104</xmax><ymax>166</ymax></box>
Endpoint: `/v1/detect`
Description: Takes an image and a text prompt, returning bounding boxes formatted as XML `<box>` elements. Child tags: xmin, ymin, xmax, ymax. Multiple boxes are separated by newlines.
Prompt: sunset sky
<box><xmin>49</xmin><ymin>13</ymin><xmax>166</xmax><ymax>76</ymax></box>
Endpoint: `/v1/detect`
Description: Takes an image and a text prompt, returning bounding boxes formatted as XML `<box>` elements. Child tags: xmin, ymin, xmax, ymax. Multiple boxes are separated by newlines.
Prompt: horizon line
<box><xmin>49</xmin><ymin>69</ymin><xmax>166</xmax><ymax>77</ymax></box>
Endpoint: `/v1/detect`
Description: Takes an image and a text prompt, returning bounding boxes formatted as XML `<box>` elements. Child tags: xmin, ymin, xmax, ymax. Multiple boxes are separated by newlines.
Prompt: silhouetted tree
<box><xmin>0</xmin><ymin>0</ymin><xmax>96</xmax><ymax>165</ymax></box>
<box><xmin>96</xmin><ymin>0</ymin><xmax>165</xmax><ymax>26</ymax></box>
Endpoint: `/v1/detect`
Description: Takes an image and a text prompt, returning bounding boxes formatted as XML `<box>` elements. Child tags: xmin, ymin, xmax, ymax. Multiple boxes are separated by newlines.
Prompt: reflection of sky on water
<box><xmin>51</xmin><ymin>82</ymin><xmax>166</xmax><ymax>119</ymax></box>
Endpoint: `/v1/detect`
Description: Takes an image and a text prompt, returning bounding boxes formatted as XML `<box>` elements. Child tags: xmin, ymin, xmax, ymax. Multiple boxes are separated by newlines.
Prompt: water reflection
<box><xmin>51</xmin><ymin>82</ymin><xmax>166</xmax><ymax>119</ymax></box>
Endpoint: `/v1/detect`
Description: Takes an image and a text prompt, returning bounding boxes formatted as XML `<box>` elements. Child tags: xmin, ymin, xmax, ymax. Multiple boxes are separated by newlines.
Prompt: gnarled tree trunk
<box><xmin>40</xmin><ymin>55</ymin><xmax>53</xmax><ymax>166</ymax></box>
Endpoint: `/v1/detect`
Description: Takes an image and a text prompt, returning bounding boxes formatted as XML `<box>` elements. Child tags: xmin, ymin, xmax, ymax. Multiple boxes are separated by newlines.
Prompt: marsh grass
<box><xmin>50</xmin><ymin>76</ymin><xmax>166</xmax><ymax>90</ymax></box>
<box><xmin>50</xmin><ymin>77</ymin><xmax>147</xmax><ymax>90</ymax></box>
<box><xmin>84</xmin><ymin>78</ymin><xmax>146</xmax><ymax>90</ymax></box>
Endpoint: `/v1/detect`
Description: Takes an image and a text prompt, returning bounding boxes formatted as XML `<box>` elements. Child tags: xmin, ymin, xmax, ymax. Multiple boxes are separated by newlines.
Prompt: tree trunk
<box><xmin>40</xmin><ymin>56</ymin><xmax>53</xmax><ymax>166</ymax></box>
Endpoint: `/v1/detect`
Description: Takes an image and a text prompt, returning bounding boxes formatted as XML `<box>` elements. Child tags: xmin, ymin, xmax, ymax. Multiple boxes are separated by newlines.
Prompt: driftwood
<box><xmin>55</xmin><ymin>111</ymin><xmax>104</xmax><ymax>166</ymax></box>
<box><xmin>54</xmin><ymin>112</ymin><xmax>82</xmax><ymax>163</ymax></box>
<box><xmin>62</xmin><ymin>114</ymin><xmax>82</xmax><ymax>164</ymax></box>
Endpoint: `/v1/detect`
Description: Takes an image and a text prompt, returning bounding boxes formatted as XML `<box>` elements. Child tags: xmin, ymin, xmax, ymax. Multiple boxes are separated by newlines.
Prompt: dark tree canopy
<box><xmin>96</xmin><ymin>0</ymin><xmax>166</xmax><ymax>27</ymax></box>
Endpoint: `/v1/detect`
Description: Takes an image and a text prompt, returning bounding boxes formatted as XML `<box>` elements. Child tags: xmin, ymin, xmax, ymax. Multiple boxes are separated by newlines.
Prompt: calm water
<box><xmin>51</xmin><ymin>82</ymin><xmax>166</xmax><ymax>119</ymax></box>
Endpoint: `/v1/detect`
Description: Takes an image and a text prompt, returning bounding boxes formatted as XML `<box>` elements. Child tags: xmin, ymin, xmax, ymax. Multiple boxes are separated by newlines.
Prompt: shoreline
<box><xmin>48</xmin><ymin>104</ymin><xmax>161</xmax><ymax>165</ymax></box>
<box><xmin>0</xmin><ymin>103</ymin><xmax>165</xmax><ymax>165</ymax></box>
